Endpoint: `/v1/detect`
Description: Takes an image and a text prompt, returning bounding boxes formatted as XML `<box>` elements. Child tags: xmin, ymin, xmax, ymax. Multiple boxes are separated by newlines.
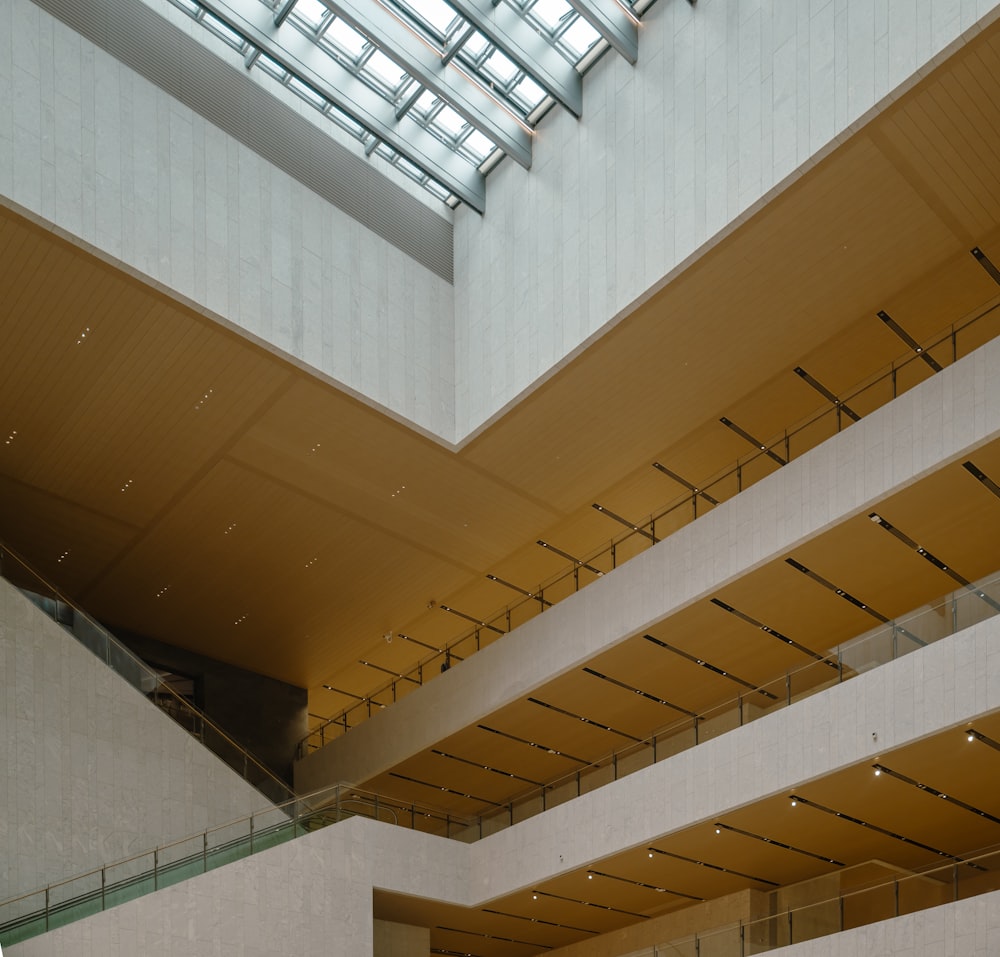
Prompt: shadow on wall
<box><xmin>111</xmin><ymin>628</ymin><xmax>308</xmax><ymax>785</ymax></box>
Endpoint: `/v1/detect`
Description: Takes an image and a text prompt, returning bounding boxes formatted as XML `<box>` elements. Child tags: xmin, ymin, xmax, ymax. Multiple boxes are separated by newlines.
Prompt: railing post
<box><xmin>203</xmin><ymin>831</ymin><xmax>208</xmax><ymax>871</ymax></box>
<box><xmin>154</xmin><ymin>848</ymin><xmax>159</xmax><ymax>890</ymax></box>
<box><xmin>738</xmin><ymin>694</ymin><xmax>743</xmax><ymax>726</ymax></box>
<box><xmin>892</xmin><ymin>623</ymin><xmax>898</xmax><ymax>660</ymax></box>
<box><xmin>45</xmin><ymin>886</ymin><xmax>50</xmax><ymax>930</ymax></box>
<box><xmin>693</xmin><ymin>715</ymin><xmax>699</xmax><ymax>745</ymax></box>
<box><xmin>611</xmin><ymin>543</ymin><xmax>616</xmax><ymax>568</ymax></box>
<box><xmin>336</xmin><ymin>787</ymin><xmax>341</xmax><ymax>823</ymax></box>
<box><xmin>573</xmin><ymin>566</ymin><xmax>580</xmax><ymax>590</ymax></box>
<box><xmin>786</xmin><ymin>672</ymin><xmax>792</xmax><ymax>705</ymax></box>
<box><xmin>375</xmin><ymin>794</ymin><xmax>380</xmax><ymax>822</ymax></box>
<box><xmin>249</xmin><ymin>814</ymin><xmax>255</xmax><ymax>853</ymax></box>
<box><xmin>612</xmin><ymin>753</ymin><xmax>618</xmax><ymax>780</ymax></box>
<box><xmin>694</xmin><ymin>932</ymin><xmax>700</xmax><ymax>956</ymax></box>
<box><xmin>740</xmin><ymin>920</ymin><xmax>745</xmax><ymax>957</ymax></box>
<box><xmin>894</xmin><ymin>879</ymin><xmax>899</xmax><ymax>916</ymax></box>
<box><xmin>952</xmin><ymin>595</ymin><xmax>958</xmax><ymax>633</ymax></box>
<box><xmin>787</xmin><ymin>908</ymin><xmax>793</xmax><ymax>944</ymax></box>
<box><xmin>101</xmin><ymin>865</ymin><xmax>106</xmax><ymax>909</ymax></box>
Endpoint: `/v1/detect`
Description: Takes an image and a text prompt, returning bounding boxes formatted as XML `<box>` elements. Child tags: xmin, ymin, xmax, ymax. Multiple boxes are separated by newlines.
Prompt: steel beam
<box><xmin>317</xmin><ymin>0</ymin><xmax>533</xmax><ymax>168</ymax></box>
<box><xmin>566</xmin><ymin>0</ymin><xmax>637</xmax><ymax>64</ymax></box>
<box><xmin>197</xmin><ymin>0</ymin><xmax>487</xmax><ymax>209</ymax></box>
<box><xmin>445</xmin><ymin>0</ymin><xmax>583</xmax><ymax>116</ymax></box>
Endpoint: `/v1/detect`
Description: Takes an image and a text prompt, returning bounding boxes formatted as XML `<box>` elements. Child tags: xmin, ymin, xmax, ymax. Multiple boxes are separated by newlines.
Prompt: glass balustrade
<box><xmin>303</xmin><ymin>298</ymin><xmax>1000</xmax><ymax>753</ymax></box>
<box><xmin>0</xmin><ymin>546</ymin><xmax>293</xmax><ymax>807</ymax></box>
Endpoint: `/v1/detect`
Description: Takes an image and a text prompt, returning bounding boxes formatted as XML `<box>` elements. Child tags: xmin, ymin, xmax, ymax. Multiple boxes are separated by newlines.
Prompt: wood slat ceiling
<box><xmin>1</xmin><ymin>20</ymin><xmax>1000</xmax><ymax>710</ymax></box>
<box><xmin>358</xmin><ymin>449</ymin><xmax>1000</xmax><ymax>825</ymax></box>
<box><xmin>373</xmin><ymin>711</ymin><xmax>1000</xmax><ymax>955</ymax></box>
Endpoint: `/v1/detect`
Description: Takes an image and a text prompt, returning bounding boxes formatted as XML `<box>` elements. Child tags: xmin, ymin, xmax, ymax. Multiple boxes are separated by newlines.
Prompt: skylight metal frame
<box><xmin>191</xmin><ymin>0</ymin><xmax>489</xmax><ymax>208</ymax></box>
<box><xmin>312</xmin><ymin>0</ymin><xmax>534</xmax><ymax>167</ymax></box>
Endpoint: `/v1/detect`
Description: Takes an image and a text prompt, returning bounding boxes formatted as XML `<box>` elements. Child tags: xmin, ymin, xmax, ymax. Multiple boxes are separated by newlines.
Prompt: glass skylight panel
<box><xmin>412</xmin><ymin>90</ymin><xmax>438</xmax><ymax>118</ymax></box>
<box><xmin>431</xmin><ymin>104</ymin><xmax>468</xmax><ymax>139</ymax></box>
<box><xmin>362</xmin><ymin>49</ymin><xmax>407</xmax><ymax>91</ymax></box>
<box><xmin>525</xmin><ymin>0</ymin><xmax>572</xmax><ymax>34</ymax></box>
<box><xmin>509</xmin><ymin>74</ymin><xmax>547</xmax><ymax>112</ymax></box>
<box><xmin>462</xmin><ymin>129</ymin><xmax>496</xmax><ymax>163</ymax></box>
<box><xmin>324</xmin><ymin>18</ymin><xmax>369</xmax><ymax>60</ymax></box>
<box><xmin>200</xmin><ymin>10</ymin><xmax>246</xmax><ymax>49</ymax></box>
<box><xmin>288</xmin><ymin>75</ymin><xmax>327</xmax><ymax>108</ymax></box>
<box><xmin>393</xmin><ymin>0</ymin><xmax>460</xmax><ymax>39</ymax></box>
<box><xmin>255</xmin><ymin>52</ymin><xmax>287</xmax><ymax>79</ymax></box>
<box><xmin>290</xmin><ymin>0</ymin><xmax>329</xmax><ymax>29</ymax></box>
<box><xmin>460</xmin><ymin>30</ymin><xmax>489</xmax><ymax>60</ymax></box>
<box><xmin>482</xmin><ymin>48</ymin><xmax>519</xmax><ymax>86</ymax></box>
<box><xmin>559</xmin><ymin>17</ymin><xmax>601</xmax><ymax>59</ymax></box>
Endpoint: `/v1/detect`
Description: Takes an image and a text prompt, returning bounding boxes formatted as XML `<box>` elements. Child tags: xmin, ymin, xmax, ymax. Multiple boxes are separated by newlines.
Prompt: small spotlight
<box><xmin>532</xmin><ymin>893</ymin><xmax>538</xmax><ymax>901</ymax></box>
<box><xmin>790</xmin><ymin>799</ymin><xmax>797</xmax><ymax>807</ymax></box>
<box><xmin>648</xmin><ymin>851</ymin><xmax>654</xmax><ymax>858</ymax></box>
<box><xmin>874</xmin><ymin>768</ymin><xmax>881</xmax><ymax>776</ymax></box>
<box><xmin>715</xmin><ymin>826</ymin><xmax>721</xmax><ymax>835</ymax></box>
<box><xmin>587</xmin><ymin>874</ymin><xmax>593</xmax><ymax>880</ymax></box>
<box><xmin>968</xmin><ymin>732</ymin><xmax>975</xmax><ymax>742</ymax></box>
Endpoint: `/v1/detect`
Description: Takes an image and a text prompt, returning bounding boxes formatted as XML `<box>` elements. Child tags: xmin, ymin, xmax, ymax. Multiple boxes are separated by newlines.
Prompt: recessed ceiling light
<box><xmin>234</xmin><ymin>615</ymin><xmax>247</xmax><ymax>625</ymax></box>
<box><xmin>194</xmin><ymin>388</ymin><xmax>215</xmax><ymax>411</ymax></box>
<box><xmin>57</xmin><ymin>549</ymin><xmax>70</xmax><ymax>563</ymax></box>
<box><xmin>224</xmin><ymin>522</ymin><xmax>237</xmax><ymax>535</ymax></box>
<box><xmin>120</xmin><ymin>479</ymin><xmax>133</xmax><ymax>492</ymax></box>
<box><xmin>75</xmin><ymin>326</ymin><xmax>90</xmax><ymax>345</ymax></box>
<box><xmin>4</xmin><ymin>430</ymin><xmax>16</xmax><ymax>445</ymax></box>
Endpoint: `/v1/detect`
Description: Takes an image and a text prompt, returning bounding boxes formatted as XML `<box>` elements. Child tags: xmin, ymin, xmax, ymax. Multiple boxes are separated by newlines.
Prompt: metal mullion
<box><xmin>447</xmin><ymin>0</ymin><xmax>583</xmax><ymax>115</ymax></box>
<box><xmin>565</xmin><ymin>0</ymin><xmax>637</xmax><ymax>63</ymax></box>
<box><xmin>316</xmin><ymin>0</ymin><xmax>533</xmax><ymax>168</ymax></box>
<box><xmin>195</xmin><ymin>0</ymin><xmax>487</xmax><ymax>209</ymax></box>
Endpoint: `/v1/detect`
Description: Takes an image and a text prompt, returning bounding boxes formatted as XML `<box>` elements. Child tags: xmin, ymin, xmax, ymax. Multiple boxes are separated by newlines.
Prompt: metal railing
<box><xmin>0</xmin><ymin>544</ymin><xmax>294</xmax><ymax>807</ymax></box>
<box><xmin>0</xmin><ymin>782</ymin><xmax>475</xmax><ymax>948</ymax></box>
<box><xmin>641</xmin><ymin>842</ymin><xmax>1000</xmax><ymax>956</ymax></box>
<box><xmin>302</xmin><ymin>294</ymin><xmax>1000</xmax><ymax>754</ymax></box>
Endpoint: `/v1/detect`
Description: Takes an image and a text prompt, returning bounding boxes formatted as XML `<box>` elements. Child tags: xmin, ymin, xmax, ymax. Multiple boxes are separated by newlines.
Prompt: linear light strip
<box><xmin>710</xmin><ymin>598</ymin><xmax>839</xmax><ymax>669</ymax></box>
<box><xmin>527</xmin><ymin>697</ymin><xmax>646</xmax><ymax>744</ymax></box>
<box><xmin>788</xmin><ymin>794</ymin><xmax>986</xmax><ymax>871</ymax></box>
<box><xmin>968</xmin><ymin>728</ymin><xmax>1000</xmax><ymax>753</ymax></box>
<box><xmin>963</xmin><ymin>460</ymin><xmax>1000</xmax><ymax>499</ymax></box>
<box><xmin>531</xmin><ymin>888</ymin><xmax>649</xmax><ymax>919</ymax></box>
<box><xmin>439</xmin><ymin>603</ymin><xmax>506</xmax><ymax>634</ymax></box>
<box><xmin>435</xmin><ymin>924</ymin><xmax>550</xmax><ymax>948</ymax></box>
<box><xmin>784</xmin><ymin>558</ymin><xmax>893</xmax><ymax>626</ymax></box>
<box><xmin>643</xmin><ymin>634</ymin><xmax>778</xmax><ymax>700</ymax></box>
<box><xmin>582</xmin><ymin>667</ymin><xmax>698</xmax><ymax>717</ymax></box>
<box><xmin>388</xmin><ymin>771</ymin><xmax>505</xmax><ymax>807</ymax></box>
<box><xmin>651</xmin><ymin>462</ymin><xmax>720</xmax><ymax>505</ymax></box>
<box><xmin>592</xmin><ymin>503</ymin><xmax>657</xmax><ymax>542</ymax></box>
<box><xmin>486</xmin><ymin>573</ymin><xmax>552</xmax><ymax>605</ymax></box>
<box><xmin>476</xmin><ymin>724</ymin><xmax>591</xmax><ymax>766</ymax></box>
<box><xmin>536</xmin><ymin>539</ymin><xmax>604</xmax><ymax>576</ymax></box>
<box><xmin>359</xmin><ymin>659</ymin><xmax>420</xmax><ymax>683</ymax></box>
<box><xmin>868</xmin><ymin>513</ymin><xmax>1000</xmax><ymax>613</ymax></box>
<box><xmin>793</xmin><ymin>367</ymin><xmax>861</xmax><ymax>422</ymax></box>
<box><xmin>587</xmin><ymin>869</ymin><xmax>704</xmax><ymax>902</ymax></box>
<box><xmin>872</xmin><ymin>763</ymin><xmax>1000</xmax><ymax>826</ymax></box>
<box><xmin>430</xmin><ymin>748</ymin><xmax>545</xmax><ymax>787</ymax></box>
<box><xmin>480</xmin><ymin>908</ymin><xmax>598</xmax><ymax>935</ymax></box>
<box><xmin>647</xmin><ymin>847</ymin><xmax>779</xmax><ymax>887</ymax></box>
<box><xmin>877</xmin><ymin>310</ymin><xmax>943</xmax><ymax>372</ymax></box>
<box><xmin>972</xmin><ymin>246</ymin><xmax>1000</xmax><ymax>286</ymax></box>
<box><xmin>719</xmin><ymin>417</ymin><xmax>787</xmax><ymax>466</ymax></box>
<box><xmin>714</xmin><ymin>821</ymin><xmax>843</xmax><ymax>866</ymax></box>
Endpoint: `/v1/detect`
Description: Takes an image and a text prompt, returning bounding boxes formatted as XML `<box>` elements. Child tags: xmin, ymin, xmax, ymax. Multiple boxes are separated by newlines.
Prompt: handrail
<box><xmin>302</xmin><ymin>294</ymin><xmax>1000</xmax><ymax>753</ymax></box>
<box><xmin>464</xmin><ymin>562</ymin><xmax>1000</xmax><ymax>832</ymax></box>
<box><xmin>0</xmin><ymin>780</ymin><xmax>476</xmax><ymax>947</ymax></box>
<box><xmin>648</xmin><ymin>840</ymin><xmax>1000</xmax><ymax>957</ymax></box>
<box><xmin>0</xmin><ymin>544</ymin><xmax>294</xmax><ymax>807</ymax></box>
<box><xmin>3</xmin><ymin>565</ymin><xmax>995</xmax><ymax>946</ymax></box>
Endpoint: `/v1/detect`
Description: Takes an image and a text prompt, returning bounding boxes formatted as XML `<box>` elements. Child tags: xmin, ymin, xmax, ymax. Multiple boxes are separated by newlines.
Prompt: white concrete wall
<box><xmin>0</xmin><ymin>577</ymin><xmax>268</xmax><ymax>900</ymax></box>
<box><xmin>298</xmin><ymin>331</ymin><xmax>1000</xmax><ymax>790</ymax></box>
<box><xmin>0</xmin><ymin>0</ymin><xmax>456</xmax><ymax>441</ymax></box>
<box><xmin>10</xmin><ymin>612</ymin><xmax>1000</xmax><ymax>955</ymax></box>
<box><xmin>452</xmin><ymin>0</ymin><xmax>1000</xmax><ymax>437</ymax></box>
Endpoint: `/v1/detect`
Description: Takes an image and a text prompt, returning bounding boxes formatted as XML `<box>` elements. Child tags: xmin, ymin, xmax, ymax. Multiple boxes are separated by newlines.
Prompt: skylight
<box><xmin>164</xmin><ymin>0</ymin><xmax>650</xmax><ymax>210</ymax></box>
